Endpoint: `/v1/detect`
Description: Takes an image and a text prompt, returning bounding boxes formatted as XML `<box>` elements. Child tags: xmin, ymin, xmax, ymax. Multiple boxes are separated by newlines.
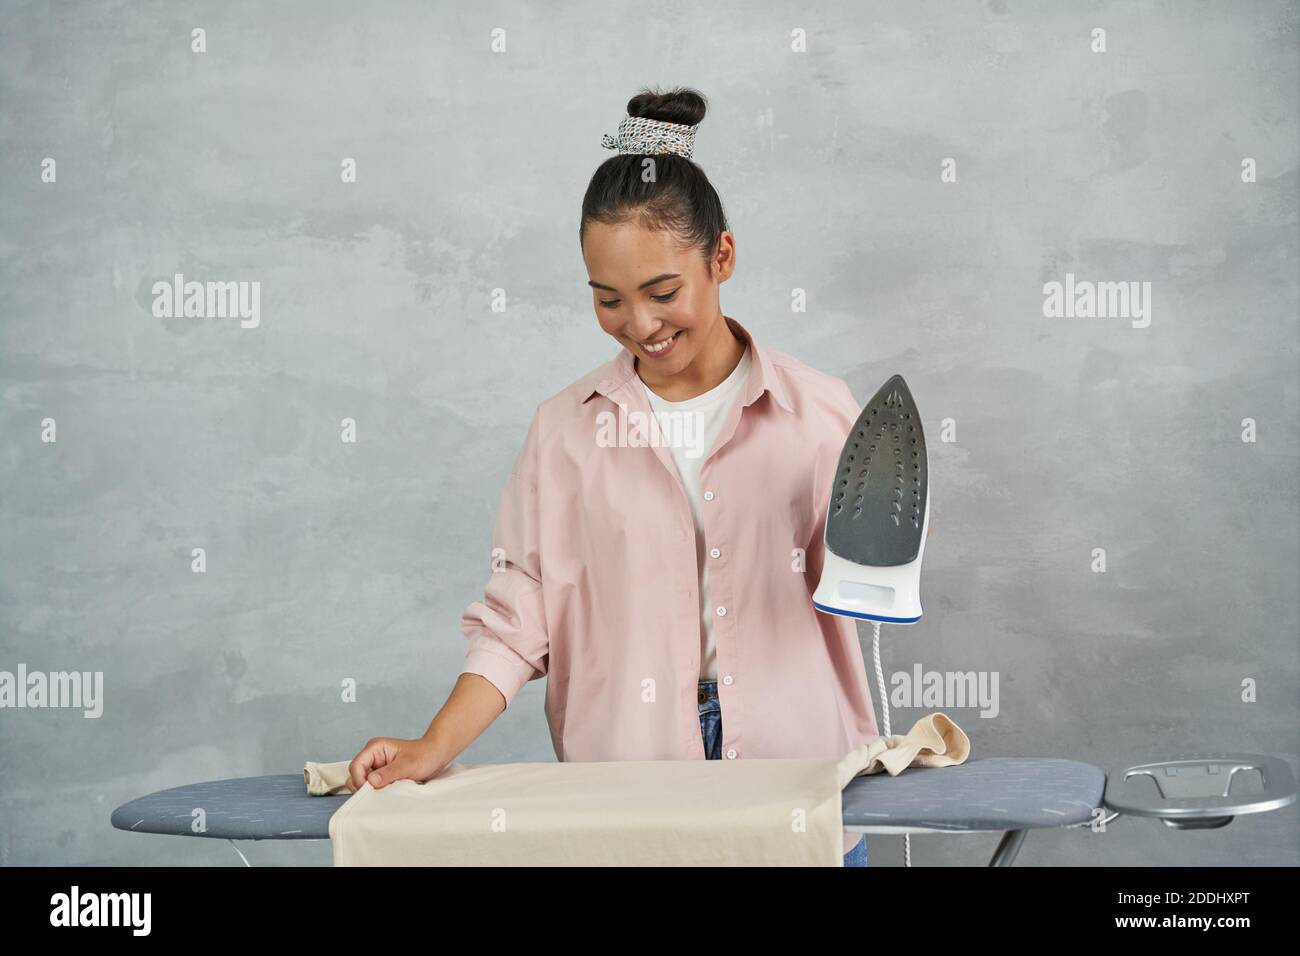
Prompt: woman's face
<box><xmin>583</xmin><ymin>219</ymin><xmax>734</xmax><ymax>373</ymax></box>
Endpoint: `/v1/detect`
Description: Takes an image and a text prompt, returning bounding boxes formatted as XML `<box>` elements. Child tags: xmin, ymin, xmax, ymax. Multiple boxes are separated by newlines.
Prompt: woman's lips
<box><xmin>637</xmin><ymin>329</ymin><xmax>681</xmax><ymax>358</ymax></box>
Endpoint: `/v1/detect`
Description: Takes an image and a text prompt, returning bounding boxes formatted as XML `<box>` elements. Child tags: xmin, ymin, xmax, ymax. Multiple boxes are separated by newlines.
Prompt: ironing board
<box><xmin>109</xmin><ymin>753</ymin><xmax>1295</xmax><ymax>866</ymax></box>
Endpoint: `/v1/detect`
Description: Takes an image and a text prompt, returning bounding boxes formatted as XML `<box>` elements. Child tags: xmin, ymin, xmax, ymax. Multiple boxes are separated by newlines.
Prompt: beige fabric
<box><xmin>307</xmin><ymin>712</ymin><xmax>968</xmax><ymax>866</ymax></box>
<box><xmin>834</xmin><ymin>711</ymin><xmax>970</xmax><ymax>788</ymax></box>
<box><xmin>304</xmin><ymin>760</ymin><xmax>353</xmax><ymax>796</ymax></box>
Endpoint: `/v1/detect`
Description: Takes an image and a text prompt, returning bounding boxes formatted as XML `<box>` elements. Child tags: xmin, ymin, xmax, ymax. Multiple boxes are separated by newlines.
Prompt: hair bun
<box><xmin>626</xmin><ymin>86</ymin><xmax>707</xmax><ymax>127</ymax></box>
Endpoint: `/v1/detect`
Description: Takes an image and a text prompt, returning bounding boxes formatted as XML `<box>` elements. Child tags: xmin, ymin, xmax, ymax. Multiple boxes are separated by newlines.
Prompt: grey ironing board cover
<box><xmin>110</xmin><ymin>756</ymin><xmax>1105</xmax><ymax>840</ymax></box>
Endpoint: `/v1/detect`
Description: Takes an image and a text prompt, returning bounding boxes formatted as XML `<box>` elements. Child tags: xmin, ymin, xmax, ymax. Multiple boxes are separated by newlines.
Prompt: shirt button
<box><xmin>710</xmin><ymin>548</ymin><xmax>721</xmax><ymax>558</ymax></box>
<box><xmin>726</xmin><ymin>748</ymin><xmax>737</xmax><ymax>759</ymax></box>
<box><xmin>715</xmin><ymin>606</ymin><xmax>727</xmax><ymax>616</ymax></box>
<box><xmin>722</xmin><ymin>674</ymin><xmax>733</xmax><ymax>685</ymax></box>
<box><xmin>703</xmin><ymin>491</ymin><xmax>714</xmax><ymax>501</ymax></box>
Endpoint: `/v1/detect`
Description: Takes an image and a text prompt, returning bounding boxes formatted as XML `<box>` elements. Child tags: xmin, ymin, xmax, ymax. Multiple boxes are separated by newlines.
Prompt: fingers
<box><xmin>348</xmin><ymin>738</ymin><xmax>396</xmax><ymax>792</ymax></box>
<box><xmin>346</xmin><ymin>738</ymin><xmax>436</xmax><ymax>792</ymax></box>
<box><xmin>369</xmin><ymin>752</ymin><xmax>409</xmax><ymax>790</ymax></box>
<box><xmin>347</xmin><ymin>748</ymin><xmax>371</xmax><ymax>792</ymax></box>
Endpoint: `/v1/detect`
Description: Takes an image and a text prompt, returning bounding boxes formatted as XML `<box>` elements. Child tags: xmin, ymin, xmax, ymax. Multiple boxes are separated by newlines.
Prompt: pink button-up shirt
<box><xmin>459</xmin><ymin>316</ymin><xmax>881</xmax><ymax>849</ymax></box>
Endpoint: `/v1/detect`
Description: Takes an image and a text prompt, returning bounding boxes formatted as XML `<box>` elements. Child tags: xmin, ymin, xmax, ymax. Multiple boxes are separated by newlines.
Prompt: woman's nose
<box><xmin>626</xmin><ymin>318</ymin><xmax>664</xmax><ymax>342</ymax></box>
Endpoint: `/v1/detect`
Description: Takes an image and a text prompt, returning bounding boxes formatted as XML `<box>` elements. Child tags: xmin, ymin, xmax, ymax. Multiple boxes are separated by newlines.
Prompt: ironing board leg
<box><xmin>988</xmin><ymin>830</ymin><xmax>1027</xmax><ymax>866</ymax></box>
<box><xmin>227</xmin><ymin>840</ymin><xmax>253</xmax><ymax>867</ymax></box>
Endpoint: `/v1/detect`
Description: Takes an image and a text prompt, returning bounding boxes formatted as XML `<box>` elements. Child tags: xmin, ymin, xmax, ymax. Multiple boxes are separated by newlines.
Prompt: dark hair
<box><xmin>579</xmin><ymin>86</ymin><xmax>729</xmax><ymax>266</ymax></box>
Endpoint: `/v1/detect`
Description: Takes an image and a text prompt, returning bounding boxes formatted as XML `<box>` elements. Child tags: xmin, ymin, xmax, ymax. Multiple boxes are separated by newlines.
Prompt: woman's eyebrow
<box><xmin>588</xmin><ymin>273</ymin><xmax>681</xmax><ymax>292</ymax></box>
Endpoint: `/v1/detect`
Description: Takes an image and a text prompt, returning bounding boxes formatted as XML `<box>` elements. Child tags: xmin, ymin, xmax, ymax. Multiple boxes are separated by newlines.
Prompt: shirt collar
<box><xmin>580</xmin><ymin>315</ymin><xmax>794</xmax><ymax>413</ymax></box>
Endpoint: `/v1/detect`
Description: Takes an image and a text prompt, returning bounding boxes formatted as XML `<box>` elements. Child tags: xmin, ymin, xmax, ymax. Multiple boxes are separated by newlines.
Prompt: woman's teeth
<box><xmin>641</xmin><ymin>331</ymin><xmax>679</xmax><ymax>354</ymax></box>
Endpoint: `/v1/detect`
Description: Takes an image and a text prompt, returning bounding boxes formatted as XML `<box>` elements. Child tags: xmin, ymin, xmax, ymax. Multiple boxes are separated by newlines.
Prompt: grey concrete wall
<box><xmin>1</xmin><ymin>0</ymin><xmax>1296</xmax><ymax>866</ymax></box>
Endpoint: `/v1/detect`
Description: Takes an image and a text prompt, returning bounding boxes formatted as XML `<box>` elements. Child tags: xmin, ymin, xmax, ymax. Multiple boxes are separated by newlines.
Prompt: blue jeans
<box><xmin>698</xmin><ymin>679</ymin><xmax>868</xmax><ymax>867</ymax></box>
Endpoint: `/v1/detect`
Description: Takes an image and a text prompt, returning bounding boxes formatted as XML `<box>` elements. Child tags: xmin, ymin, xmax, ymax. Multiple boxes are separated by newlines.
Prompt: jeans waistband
<box><xmin>697</xmin><ymin>679</ymin><xmax>719</xmax><ymax>706</ymax></box>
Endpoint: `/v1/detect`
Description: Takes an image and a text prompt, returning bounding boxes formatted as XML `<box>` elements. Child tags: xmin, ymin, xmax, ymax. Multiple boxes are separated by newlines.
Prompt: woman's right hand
<box><xmin>346</xmin><ymin>736</ymin><xmax>447</xmax><ymax>793</ymax></box>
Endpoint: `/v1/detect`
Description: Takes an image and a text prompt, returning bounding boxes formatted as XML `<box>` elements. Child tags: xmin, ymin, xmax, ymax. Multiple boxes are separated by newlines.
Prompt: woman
<box><xmin>347</xmin><ymin>87</ymin><xmax>882</xmax><ymax>867</ymax></box>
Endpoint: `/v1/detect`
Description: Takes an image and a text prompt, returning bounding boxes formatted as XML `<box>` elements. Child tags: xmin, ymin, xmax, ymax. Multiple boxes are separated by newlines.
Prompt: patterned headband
<box><xmin>600</xmin><ymin>115</ymin><xmax>697</xmax><ymax>160</ymax></box>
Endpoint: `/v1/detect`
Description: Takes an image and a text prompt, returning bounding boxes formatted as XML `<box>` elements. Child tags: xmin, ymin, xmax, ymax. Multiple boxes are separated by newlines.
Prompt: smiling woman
<box><xmin>579</xmin><ymin>88</ymin><xmax>747</xmax><ymax>403</ymax></box>
<box><xmin>346</xmin><ymin>85</ymin><xmax>881</xmax><ymax>867</ymax></box>
<box><xmin>582</xmin><ymin>219</ymin><xmax>745</xmax><ymax>402</ymax></box>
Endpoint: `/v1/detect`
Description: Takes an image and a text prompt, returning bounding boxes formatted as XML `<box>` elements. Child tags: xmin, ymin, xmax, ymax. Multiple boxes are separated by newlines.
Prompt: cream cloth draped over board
<box><xmin>305</xmin><ymin>712</ymin><xmax>969</xmax><ymax>866</ymax></box>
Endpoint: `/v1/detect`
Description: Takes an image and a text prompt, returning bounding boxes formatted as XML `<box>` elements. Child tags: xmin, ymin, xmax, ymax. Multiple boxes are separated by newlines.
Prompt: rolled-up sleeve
<box><xmin>458</xmin><ymin>410</ymin><xmax>548</xmax><ymax>708</ymax></box>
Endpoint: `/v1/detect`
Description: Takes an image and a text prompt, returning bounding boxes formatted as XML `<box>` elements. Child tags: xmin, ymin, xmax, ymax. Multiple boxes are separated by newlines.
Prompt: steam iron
<box><xmin>812</xmin><ymin>374</ymin><xmax>929</xmax><ymax>624</ymax></box>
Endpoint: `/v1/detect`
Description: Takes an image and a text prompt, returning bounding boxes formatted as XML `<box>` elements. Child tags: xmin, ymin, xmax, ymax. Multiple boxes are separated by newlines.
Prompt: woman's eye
<box><xmin>598</xmin><ymin>289</ymin><xmax>678</xmax><ymax>308</ymax></box>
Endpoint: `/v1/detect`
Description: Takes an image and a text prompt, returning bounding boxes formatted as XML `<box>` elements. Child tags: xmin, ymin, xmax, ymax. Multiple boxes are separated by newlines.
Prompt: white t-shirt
<box><xmin>640</xmin><ymin>344</ymin><xmax>753</xmax><ymax>682</ymax></box>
